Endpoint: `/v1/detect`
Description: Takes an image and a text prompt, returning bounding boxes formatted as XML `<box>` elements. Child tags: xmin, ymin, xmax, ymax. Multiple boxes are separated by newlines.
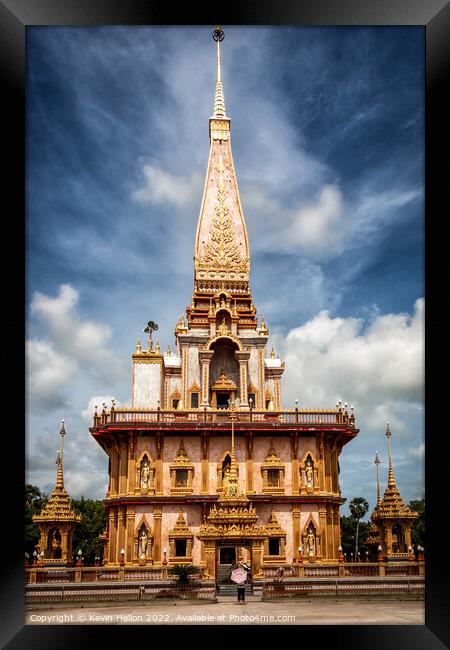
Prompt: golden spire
<box><xmin>374</xmin><ymin>451</ymin><xmax>381</xmax><ymax>507</ymax></box>
<box><xmin>56</xmin><ymin>419</ymin><xmax>66</xmax><ymax>489</ymax></box>
<box><xmin>228</xmin><ymin>399</ymin><xmax>239</xmax><ymax>492</ymax></box>
<box><xmin>212</xmin><ymin>26</ymin><xmax>226</xmax><ymax>118</ymax></box>
<box><xmin>386</xmin><ymin>421</ymin><xmax>396</xmax><ymax>488</ymax></box>
<box><xmin>33</xmin><ymin>420</ymin><xmax>81</xmax><ymax>525</ymax></box>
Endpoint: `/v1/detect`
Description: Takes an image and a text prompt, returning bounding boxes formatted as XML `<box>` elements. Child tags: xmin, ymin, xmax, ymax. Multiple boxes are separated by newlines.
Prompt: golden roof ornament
<box><xmin>194</xmin><ymin>26</ymin><xmax>251</xmax><ymax>295</ymax></box>
<box><xmin>372</xmin><ymin>423</ymin><xmax>418</xmax><ymax>520</ymax></box>
<box><xmin>259</xmin><ymin>317</ymin><xmax>269</xmax><ymax>335</ymax></box>
<box><xmin>374</xmin><ymin>451</ymin><xmax>381</xmax><ymax>507</ymax></box>
<box><xmin>216</xmin><ymin>317</ymin><xmax>230</xmax><ymax>336</ymax></box>
<box><xmin>33</xmin><ymin>420</ymin><xmax>81</xmax><ymax>525</ymax></box>
<box><xmin>136</xmin><ymin>339</ymin><xmax>142</xmax><ymax>353</ymax></box>
<box><xmin>212</xmin><ymin>369</ymin><xmax>237</xmax><ymax>391</ymax></box>
<box><xmin>212</xmin><ymin>26</ymin><xmax>226</xmax><ymax>118</ymax></box>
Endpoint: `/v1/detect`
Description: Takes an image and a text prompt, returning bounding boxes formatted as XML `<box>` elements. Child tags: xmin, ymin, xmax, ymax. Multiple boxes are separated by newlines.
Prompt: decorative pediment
<box><xmin>170</xmin><ymin>440</ymin><xmax>194</xmax><ymax>494</ymax></box>
<box><xmin>261</xmin><ymin>441</ymin><xmax>285</xmax><ymax>494</ymax></box>
<box><xmin>211</xmin><ymin>369</ymin><xmax>237</xmax><ymax>391</ymax></box>
<box><xmin>168</xmin><ymin>512</ymin><xmax>194</xmax><ymax>540</ymax></box>
<box><xmin>262</xmin><ymin>441</ymin><xmax>284</xmax><ymax>468</ymax></box>
<box><xmin>265</xmin><ymin>511</ymin><xmax>286</xmax><ymax>538</ymax></box>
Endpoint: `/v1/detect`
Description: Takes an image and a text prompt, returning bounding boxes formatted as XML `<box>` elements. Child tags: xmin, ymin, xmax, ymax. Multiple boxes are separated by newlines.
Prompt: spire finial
<box><xmin>374</xmin><ymin>451</ymin><xmax>381</xmax><ymax>506</ymax></box>
<box><xmin>55</xmin><ymin>420</ymin><xmax>66</xmax><ymax>490</ymax></box>
<box><xmin>212</xmin><ymin>26</ymin><xmax>226</xmax><ymax>118</ymax></box>
<box><xmin>385</xmin><ymin>421</ymin><xmax>396</xmax><ymax>488</ymax></box>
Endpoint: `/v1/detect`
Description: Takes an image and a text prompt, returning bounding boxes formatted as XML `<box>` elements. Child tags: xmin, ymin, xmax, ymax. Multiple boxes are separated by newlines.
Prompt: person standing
<box><xmin>237</xmin><ymin>579</ymin><xmax>246</xmax><ymax>604</ymax></box>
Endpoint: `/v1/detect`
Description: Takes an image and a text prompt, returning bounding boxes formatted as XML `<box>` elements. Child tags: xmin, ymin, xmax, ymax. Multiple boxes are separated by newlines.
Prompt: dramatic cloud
<box><xmin>279</xmin><ymin>298</ymin><xmax>424</xmax><ymax>408</ymax></box>
<box><xmin>132</xmin><ymin>163</ymin><xmax>203</xmax><ymax>208</ymax></box>
<box><xmin>26</xmin><ymin>339</ymin><xmax>76</xmax><ymax>409</ymax></box>
<box><xmin>30</xmin><ymin>284</ymin><xmax>126</xmax><ymax>385</ymax></box>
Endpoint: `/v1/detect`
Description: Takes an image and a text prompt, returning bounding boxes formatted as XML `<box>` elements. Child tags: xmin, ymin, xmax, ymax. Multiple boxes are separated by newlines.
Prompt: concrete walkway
<box><xmin>26</xmin><ymin>599</ymin><xmax>424</xmax><ymax>625</ymax></box>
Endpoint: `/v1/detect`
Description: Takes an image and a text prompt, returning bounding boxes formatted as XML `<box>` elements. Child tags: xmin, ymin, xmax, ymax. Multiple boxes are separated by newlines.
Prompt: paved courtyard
<box><xmin>26</xmin><ymin>598</ymin><xmax>424</xmax><ymax>626</ymax></box>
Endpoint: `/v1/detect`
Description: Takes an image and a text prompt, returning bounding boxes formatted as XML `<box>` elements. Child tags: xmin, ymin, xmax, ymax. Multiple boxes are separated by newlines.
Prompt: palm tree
<box><xmin>349</xmin><ymin>497</ymin><xmax>369</xmax><ymax>560</ymax></box>
<box><xmin>167</xmin><ymin>563</ymin><xmax>202</xmax><ymax>586</ymax></box>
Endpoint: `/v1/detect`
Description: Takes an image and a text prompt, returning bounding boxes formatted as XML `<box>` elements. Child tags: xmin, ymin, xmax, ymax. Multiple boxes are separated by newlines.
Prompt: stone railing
<box><xmin>26</xmin><ymin>565</ymin><xmax>169</xmax><ymax>584</ymax></box>
<box><xmin>93</xmin><ymin>406</ymin><xmax>356</xmax><ymax>428</ymax></box>
<box><xmin>261</xmin><ymin>561</ymin><xmax>424</xmax><ymax>579</ymax></box>
<box><xmin>26</xmin><ymin>560</ymin><xmax>424</xmax><ymax>586</ymax></box>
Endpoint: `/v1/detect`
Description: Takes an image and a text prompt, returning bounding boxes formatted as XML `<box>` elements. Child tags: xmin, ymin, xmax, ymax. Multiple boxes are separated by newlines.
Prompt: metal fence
<box><xmin>26</xmin><ymin>581</ymin><xmax>217</xmax><ymax>605</ymax></box>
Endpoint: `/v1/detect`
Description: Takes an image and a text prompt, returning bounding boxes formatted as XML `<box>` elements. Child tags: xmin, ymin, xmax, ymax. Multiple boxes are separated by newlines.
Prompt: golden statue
<box><xmin>141</xmin><ymin>462</ymin><xmax>150</xmax><ymax>487</ymax></box>
<box><xmin>307</xmin><ymin>529</ymin><xmax>315</xmax><ymax>556</ymax></box>
<box><xmin>222</xmin><ymin>466</ymin><xmax>231</xmax><ymax>492</ymax></box>
<box><xmin>305</xmin><ymin>461</ymin><xmax>314</xmax><ymax>487</ymax></box>
<box><xmin>140</xmin><ymin>529</ymin><xmax>148</xmax><ymax>559</ymax></box>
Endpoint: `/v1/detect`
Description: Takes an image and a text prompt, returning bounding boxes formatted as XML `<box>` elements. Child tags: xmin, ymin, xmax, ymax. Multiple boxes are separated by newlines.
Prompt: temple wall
<box><xmin>167</xmin><ymin>376</ymin><xmax>182</xmax><ymax>402</ymax></box>
<box><xmin>298</xmin><ymin>437</ymin><xmax>318</xmax><ymax>461</ymax></box>
<box><xmin>208</xmin><ymin>436</ymin><xmax>246</xmax><ymax>493</ymax></box>
<box><xmin>300</xmin><ymin>507</ymin><xmax>319</xmax><ymax>532</ymax></box>
<box><xmin>160</xmin><ymin>505</ymin><xmax>203</xmax><ymax>565</ymax></box>
<box><xmin>187</xmin><ymin>347</ymin><xmax>200</xmax><ymax>389</ymax></box>
<box><xmin>162</xmin><ymin>437</ymin><xmax>202</xmax><ymax>494</ymax></box>
<box><xmin>265</xmin><ymin>377</ymin><xmax>275</xmax><ymax>401</ymax></box>
<box><xmin>132</xmin><ymin>362</ymin><xmax>162</xmax><ymax>408</ymax></box>
<box><xmin>252</xmin><ymin>436</ymin><xmax>292</xmax><ymax>493</ymax></box>
<box><xmin>248</xmin><ymin>347</ymin><xmax>261</xmax><ymax>393</ymax></box>
<box><xmin>135</xmin><ymin>437</ymin><xmax>157</xmax><ymax>464</ymax></box>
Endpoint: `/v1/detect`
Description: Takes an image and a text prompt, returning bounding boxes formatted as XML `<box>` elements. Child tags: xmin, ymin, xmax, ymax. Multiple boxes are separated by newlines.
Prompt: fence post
<box><xmin>378</xmin><ymin>561</ymin><xmax>385</xmax><ymax>577</ymax></box>
<box><xmin>75</xmin><ymin>567</ymin><xmax>82</xmax><ymax>583</ymax></box>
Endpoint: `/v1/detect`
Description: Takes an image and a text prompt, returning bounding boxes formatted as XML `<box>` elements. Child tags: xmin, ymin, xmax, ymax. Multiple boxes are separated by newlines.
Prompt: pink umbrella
<box><xmin>230</xmin><ymin>567</ymin><xmax>247</xmax><ymax>584</ymax></box>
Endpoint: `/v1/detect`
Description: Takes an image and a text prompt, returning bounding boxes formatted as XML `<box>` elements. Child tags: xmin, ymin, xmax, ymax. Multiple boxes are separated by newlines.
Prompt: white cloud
<box><xmin>81</xmin><ymin>395</ymin><xmax>118</xmax><ymax>422</ymax></box>
<box><xmin>285</xmin><ymin>184</ymin><xmax>343</xmax><ymax>250</ymax></box>
<box><xmin>30</xmin><ymin>283</ymin><xmax>126</xmax><ymax>384</ymax></box>
<box><xmin>132</xmin><ymin>163</ymin><xmax>202</xmax><ymax>207</ymax></box>
<box><xmin>409</xmin><ymin>443</ymin><xmax>425</xmax><ymax>460</ymax></box>
<box><xmin>281</xmin><ymin>297</ymin><xmax>424</xmax><ymax>408</ymax></box>
<box><xmin>26</xmin><ymin>339</ymin><xmax>76</xmax><ymax>408</ymax></box>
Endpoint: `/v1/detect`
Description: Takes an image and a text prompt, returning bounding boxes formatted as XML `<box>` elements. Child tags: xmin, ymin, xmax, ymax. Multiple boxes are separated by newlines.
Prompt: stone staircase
<box><xmin>216</xmin><ymin>565</ymin><xmax>253</xmax><ymax>597</ymax></box>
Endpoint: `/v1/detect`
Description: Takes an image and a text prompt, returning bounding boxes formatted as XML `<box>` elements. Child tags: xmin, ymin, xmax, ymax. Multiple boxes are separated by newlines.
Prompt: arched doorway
<box><xmin>209</xmin><ymin>339</ymin><xmax>240</xmax><ymax>407</ymax></box>
<box><xmin>392</xmin><ymin>523</ymin><xmax>406</xmax><ymax>553</ymax></box>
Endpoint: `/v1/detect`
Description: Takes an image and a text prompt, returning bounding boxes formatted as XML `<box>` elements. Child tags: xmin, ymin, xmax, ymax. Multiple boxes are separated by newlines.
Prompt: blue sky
<box><xmin>26</xmin><ymin>26</ymin><xmax>424</xmax><ymax>518</ymax></box>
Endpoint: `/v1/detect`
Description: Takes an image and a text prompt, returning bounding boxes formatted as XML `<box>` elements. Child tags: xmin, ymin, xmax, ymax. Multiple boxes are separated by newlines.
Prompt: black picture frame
<box><xmin>3</xmin><ymin>1</ymin><xmax>448</xmax><ymax>647</ymax></box>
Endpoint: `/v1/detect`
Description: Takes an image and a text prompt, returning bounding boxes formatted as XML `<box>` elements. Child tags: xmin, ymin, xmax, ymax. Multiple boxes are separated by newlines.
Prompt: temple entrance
<box><xmin>217</xmin><ymin>391</ymin><xmax>232</xmax><ymax>409</ymax></box>
<box><xmin>219</xmin><ymin>546</ymin><xmax>236</xmax><ymax>565</ymax></box>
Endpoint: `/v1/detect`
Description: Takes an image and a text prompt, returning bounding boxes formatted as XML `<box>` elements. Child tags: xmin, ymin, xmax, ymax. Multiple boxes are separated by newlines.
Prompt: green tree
<box><xmin>25</xmin><ymin>484</ymin><xmax>48</xmax><ymax>555</ymax></box>
<box><xmin>340</xmin><ymin>515</ymin><xmax>370</xmax><ymax>560</ymax></box>
<box><xmin>409</xmin><ymin>498</ymin><xmax>425</xmax><ymax>549</ymax></box>
<box><xmin>349</xmin><ymin>497</ymin><xmax>369</xmax><ymax>559</ymax></box>
<box><xmin>71</xmin><ymin>497</ymin><xmax>107</xmax><ymax>565</ymax></box>
<box><xmin>167</xmin><ymin>564</ymin><xmax>202</xmax><ymax>586</ymax></box>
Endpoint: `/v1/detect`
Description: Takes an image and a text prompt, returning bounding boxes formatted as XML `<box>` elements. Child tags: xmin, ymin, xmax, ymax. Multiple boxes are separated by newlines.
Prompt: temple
<box><xmin>366</xmin><ymin>423</ymin><xmax>418</xmax><ymax>560</ymax></box>
<box><xmin>33</xmin><ymin>421</ymin><xmax>81</xmax><ymax>565</ymax></box>
<box><xmin>90</xmin><ymin>27</ymin><xmax>359</xmax><ymax>580</ymax></box>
